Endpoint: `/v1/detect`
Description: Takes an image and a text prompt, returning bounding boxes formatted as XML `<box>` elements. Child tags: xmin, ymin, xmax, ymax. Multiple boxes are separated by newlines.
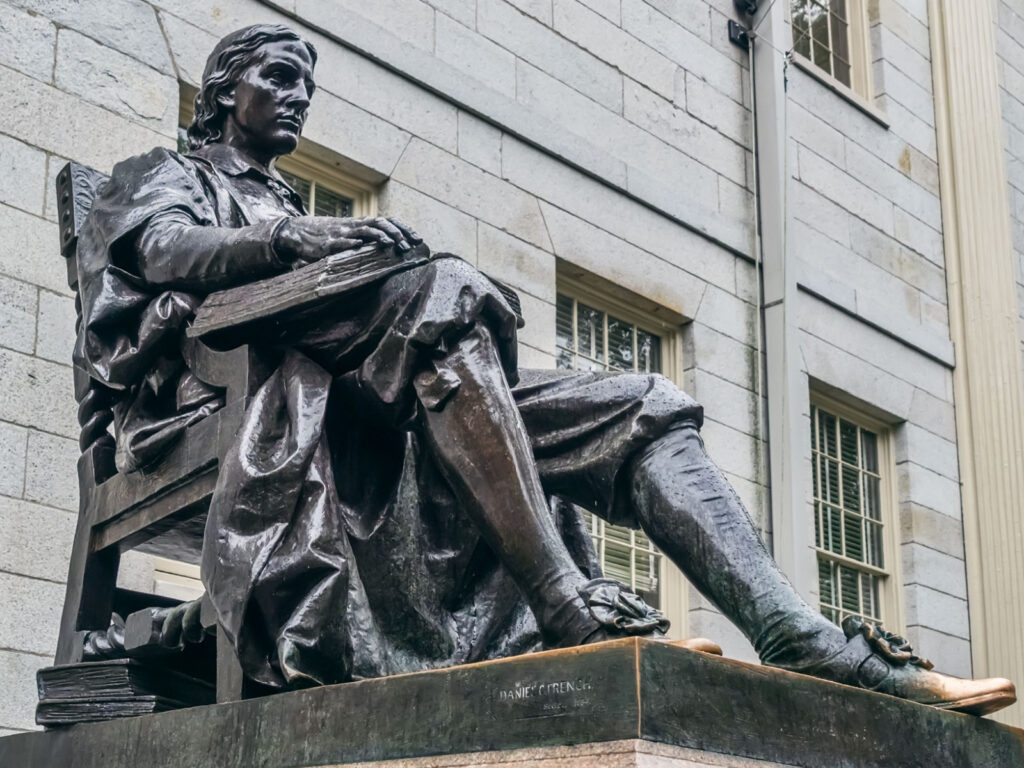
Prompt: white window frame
<box><xmin>556</xmin><ymin>272</ymin><xmax>688</xmax><ymax>639</ymax></box>
<box><xmin>810</xmin><ymin>393</ymin><xmax>903</xmax><ymax>630</ymax></box>
<box><xmin>789</xmin><ymin>0</ymin><xmax>876</xmax><ymax>105</ymax></box>
<box><xmin>276</xmin><ymin>151</ymin><xmax>377</xmax><ymax>218</ymax></box>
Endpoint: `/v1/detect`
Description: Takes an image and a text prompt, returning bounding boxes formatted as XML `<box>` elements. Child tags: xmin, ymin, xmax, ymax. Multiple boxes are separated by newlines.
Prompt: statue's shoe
<box><xmin>664</xmin><ymin>637</ymin><xmax>723</xmax><ymax>656</ymax></box>
<box><xmin>797</xmin><ymin>617</ymin><xmax>1016</xmax><ymax>716</ymax></box>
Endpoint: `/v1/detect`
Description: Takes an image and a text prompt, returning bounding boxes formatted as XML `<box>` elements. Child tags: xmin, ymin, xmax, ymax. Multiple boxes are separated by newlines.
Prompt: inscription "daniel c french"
<box><xmin>497</xmin><ymin>678</ymin><xmax>593</xmax><ymax>702</ymax></box>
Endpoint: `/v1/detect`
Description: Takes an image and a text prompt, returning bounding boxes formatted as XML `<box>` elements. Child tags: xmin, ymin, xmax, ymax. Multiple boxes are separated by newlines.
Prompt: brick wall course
<box><xmin>0</xmin><ymin>276</ymin><xmax>38</xmax><ymax>356</ymax></box>
<box><xmin>480</xmin><ymin>0</ymin><xmax>624</xmax><ymax>111</ymax></box>
<box><xmin>436</xmin><ymin>13</ymin><xmax>517</xmax><ymax>98</ymax></box>
<box><xmin>55</xmin><ymin>28</ymin><xmax>178</xmax><ymax>134</ymax></box>
<box><xmin>500</xmin><ymin>137</ymin><xmax>737</xmax><ymax>293</ymax></box>
<box><xmin>0</xmin><ymin>650</ymin><xmax>47</xmax><ymax>731</ymax></box>
<box><xmin>552</xmin><ymin>0</ymin><xmax>676</xmax><ymax>99</ymax></box>
<box><xmin>23</xmin><ymin>430</ymin><xmax>78</xmax><ymax>512</ymax></box>
<box><xmin>379</xmin><ymin>180</ymin><xmax>479</xmax><ymax>259</ymax></box>
<box><xmin>0</xmin><ymin>424</ymin><xmax>27</xmax><ymax>499</ymax></box>
<box><xmin>392</xmin><ymin>138</ymin><xmax>553</xmax><ymax>249</ymax></box>
<box><xmin>0</xmin><ymin>497</ymin><xmax>75</xmax><ymax>583</ymax></box>
<box><xmin>0</xmin><ymin>572</ymin><xmax>63</xmax><ymax>656</ymax></box>
<box><xmin>0</xmin><ymin>135</ymin><xmax>47</xmax><ymax>217</ymax></box>
<box><xmin>476</xmin><ymin>222</ymin><xmax>556</xmax><ymax>302</ymax></box>
<box><xmin>6</xmin><ymin>0</ymin><xmax>173</xmax><ymax>74</ymax></box>
<box><xmin>0</xmin><ymin>4</ymin><xmax>55</xmax><ymax>83</ymax></box>
<box><xmin>426</xmin><ymin>0</ymin><xmax>476</xmax><ymax>26</ymax></box>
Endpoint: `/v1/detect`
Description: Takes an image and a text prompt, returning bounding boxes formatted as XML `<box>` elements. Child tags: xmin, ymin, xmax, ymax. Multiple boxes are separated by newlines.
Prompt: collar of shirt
<box><xmin>190</xmin><ymin>143</ymin><xmax>306</xmax><ymax>214</ymax></box>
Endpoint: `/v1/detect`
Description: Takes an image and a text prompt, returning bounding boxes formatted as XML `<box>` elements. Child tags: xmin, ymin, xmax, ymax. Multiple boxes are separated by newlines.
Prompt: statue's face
<box><xmin>224</xmin><ymin>39</ymin><xmax>315</xmax><ymax>159</ymax></box>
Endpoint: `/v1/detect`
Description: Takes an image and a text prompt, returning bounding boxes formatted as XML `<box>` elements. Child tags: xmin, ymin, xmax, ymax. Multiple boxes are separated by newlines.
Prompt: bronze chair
<box><xmin>54</xmin><ymin>161</ymin><xmax>267</xmax><ymax>701</ymax></box>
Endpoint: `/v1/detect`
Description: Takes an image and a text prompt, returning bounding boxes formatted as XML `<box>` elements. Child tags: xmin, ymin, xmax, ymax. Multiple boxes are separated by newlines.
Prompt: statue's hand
<box><xmin>274</xmin><ymin>216</ymin><xmax>423</xmax><ymax>266</ymax></box>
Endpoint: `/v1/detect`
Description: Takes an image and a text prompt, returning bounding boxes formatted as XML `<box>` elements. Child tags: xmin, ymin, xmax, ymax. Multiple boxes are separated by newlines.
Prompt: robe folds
<box><xmin>75</xmin><ymin>145</ymin><xmax>702</xmax><ymax>688</ymax></box>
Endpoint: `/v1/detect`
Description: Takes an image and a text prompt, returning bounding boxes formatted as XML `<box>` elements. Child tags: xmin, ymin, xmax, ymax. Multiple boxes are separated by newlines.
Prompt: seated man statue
<box><xmin>74</xmin><ymin>23</ymin><xmax>1014</xmax><ymax>714</ymax></box>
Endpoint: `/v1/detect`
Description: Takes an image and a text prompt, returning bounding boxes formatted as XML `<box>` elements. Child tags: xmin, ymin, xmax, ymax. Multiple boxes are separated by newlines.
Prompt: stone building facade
<box><xmin>0</xmin><ymin>0</ymin><xmax>1021</xmax><ymax>733</ymax></box>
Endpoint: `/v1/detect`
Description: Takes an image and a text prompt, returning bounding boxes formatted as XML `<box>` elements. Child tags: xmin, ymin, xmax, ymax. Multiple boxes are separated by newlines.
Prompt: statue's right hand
<box><xmin>272</xmin><ymin>216</ymin><xmax>403</xmax><ymax>267</ymax></box>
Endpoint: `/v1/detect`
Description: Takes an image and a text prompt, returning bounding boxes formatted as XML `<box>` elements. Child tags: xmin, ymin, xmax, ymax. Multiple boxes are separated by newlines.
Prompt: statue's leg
<box><xmin>415</xmin><ymin>325</ymin><xmax>603</xmax><ymax>648</ymax></box>
<box><xmin>630</xmin><ymin>419</ymin><xmax>1016</xmax><ymax>714</ymax></box>
<box><xmin>628</xmin><ymin>419</ymin><xmax>845</xmax><ymax>668</ymax></box>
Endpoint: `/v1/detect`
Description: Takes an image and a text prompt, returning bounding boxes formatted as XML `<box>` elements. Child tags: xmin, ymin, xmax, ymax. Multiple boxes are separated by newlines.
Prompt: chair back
<box><xmin>56</xmin><ymin>162</ymin><xmax>119</xmax><ymax>484</ymax></box>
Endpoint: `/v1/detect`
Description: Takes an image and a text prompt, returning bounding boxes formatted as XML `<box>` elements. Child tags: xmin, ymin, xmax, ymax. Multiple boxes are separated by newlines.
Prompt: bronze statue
<box><xmin>71</xmin><ymin>24</ymin><xmax>1014</xmax><ymax>715</ymax></box>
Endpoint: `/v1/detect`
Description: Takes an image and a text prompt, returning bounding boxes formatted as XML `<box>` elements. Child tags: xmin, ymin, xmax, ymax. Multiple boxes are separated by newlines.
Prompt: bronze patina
<box><xmin>53</xmin><ymin>24</ymin><xmax>1016</xmax><ymax>718</ymax></box>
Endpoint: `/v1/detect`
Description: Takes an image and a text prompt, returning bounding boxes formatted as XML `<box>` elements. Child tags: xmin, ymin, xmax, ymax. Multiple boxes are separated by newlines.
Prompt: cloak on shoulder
<box><xmin>74</xmin><ymin>147</ymin><xmax>599</xmax><ymax>688</ymax></box>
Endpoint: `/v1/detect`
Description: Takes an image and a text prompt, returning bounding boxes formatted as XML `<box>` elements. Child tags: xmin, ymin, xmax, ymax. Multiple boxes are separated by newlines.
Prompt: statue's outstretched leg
<box><xmin>415</xmin><ymin>326</ymin><xmax>604</xmax><ymax>648</ymax></box>
<box><xmin>629</xmin><ymin>419</ymin><xmax>1016</xmax><ymax>715</ymax></box>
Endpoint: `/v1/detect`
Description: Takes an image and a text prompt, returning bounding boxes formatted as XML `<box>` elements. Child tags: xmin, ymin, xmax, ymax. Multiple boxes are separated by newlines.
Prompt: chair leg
<box><xmin>55</xmin><ymin>508</ymin><xmax>119</xmax><ymax>664</ymax></box>
<box><xmin>215</xmin><ymin>625</ymin><xmax>246</xmax><ymax>703</ymax></box>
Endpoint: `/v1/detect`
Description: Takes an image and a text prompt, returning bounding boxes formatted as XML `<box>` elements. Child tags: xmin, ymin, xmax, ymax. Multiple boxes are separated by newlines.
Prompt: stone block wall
<box><xmin>784</xmin><ymin>0</ymin><xmax>969</xmax><ymax>676</ymax></box>
<box><xmin>0</xmin><ymin>0</ymin><xmax>1007</xmax><ymax>731</ymax></box>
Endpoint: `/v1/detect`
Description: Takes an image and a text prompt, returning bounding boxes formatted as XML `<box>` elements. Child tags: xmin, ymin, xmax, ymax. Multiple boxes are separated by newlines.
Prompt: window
<box><xmin>811</xmin><ymin>401</ymin><xmax>894</xmax><ymax>626</ymax></box>
<box><xmin>791</xmin><ymin>0</ymin><xmax>872</xmax><ymax>97</ymax></box>
<box><xmin>554</xmin><ymin>282</ymin><xmax>684</xmax><ymax>620</ymax></box>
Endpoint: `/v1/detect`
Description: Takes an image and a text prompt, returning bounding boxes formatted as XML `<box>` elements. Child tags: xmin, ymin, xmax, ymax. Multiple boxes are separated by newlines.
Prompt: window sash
<box><xmin>811</xmin><ymin>402</ymin><xmax>891</xmax><ymax>627</ymax></box>
<box><xmin>791</xmin><ymin>0</ymin><xmax>870</xmax><ymax>95</ymax></box>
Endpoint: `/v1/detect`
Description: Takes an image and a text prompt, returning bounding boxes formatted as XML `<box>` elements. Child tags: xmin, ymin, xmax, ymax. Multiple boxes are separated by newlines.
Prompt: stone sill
<box><xmin>791</xmin><ymin>55</ymin><xmax>892</xmax><ymax>129</ymax></box>
<box><xmin>1</xmin><ymin>638</ymin><xmax>1020</xmax><ymax>767</ymax></box>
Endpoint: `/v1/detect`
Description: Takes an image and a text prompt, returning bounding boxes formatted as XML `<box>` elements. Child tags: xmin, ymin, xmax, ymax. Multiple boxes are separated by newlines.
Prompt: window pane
<box><xmin>792</xmin><ymin>0</ymin><xmax>812</xmax><ymax>58</ymax></box>
<box><xmin>863</xmin><ymin>475</ymin><xmax>881</xmax><ymax>521</ymax></box>
<box><xmin>833</xmin><ymin>60</ymin><xmax>852</xmax><ymax>87</ymax></box>
<box><xmin>866</xmin><ymin>521</ymin><xmax>884</xmax><ymax>568</ymax></box>
<box><xmin>556</xmin><ymin>294</ymin><xmax>575</xmax><ymax>370</ymax></box>
<box><xmin>839</xmin><ymin>419</ymin><xmax>858</xmax><ymax>466</ymax></box>
<box><xmin>278</xmin><ymin>169</ymin><xmax>312</xmax><ymax>210</ymax></box>
<box><xmin>607</xmin><ymin>315</ymin><xmax>635</xmax><ymax>371</ymax></box>
<box><xmin>822</xmin><ymin>503</ymin><xmax>842</xmax><ymax>553</ymax></box>
<box><xmin>825</xmin><ymin>456</ymin><xmax>840</xmax><ymax>505</ymax></box>
<box><xmin>829</xmin><ymin>0</ymin><xmax>847</xmax><ymax>21</ymax></box>
<box><xmin>637</xmin><ymin>329</ymin><xmax>660</xmax><ymax>374</ymax></box>
<box><xmin>843</xmin><ymin>511</ymin><xmax>864</xmax><ymax>561</ymax></box>
<box><xmin>818</xmin><ymin>410</ymin><xmax>838</xmax><ymax>457</ymax></box>
<box><xmin>818</xmin><ymin>558</ymin><xmax>836</xmax><ymax>608</ymax></box>
<box><xmin>575</xmin><ymin>302</ymin><xmax>605</xmax><ymax>369</ymax></box>
<box><xmin>860</xmin><ymin>429</ymin><xmax>879</xmax><ymax>473</ymax></box>
<box><xmin>313</xmin><ymin>183</ymin><xmax>354</xmax><ymax>218</ymax></box>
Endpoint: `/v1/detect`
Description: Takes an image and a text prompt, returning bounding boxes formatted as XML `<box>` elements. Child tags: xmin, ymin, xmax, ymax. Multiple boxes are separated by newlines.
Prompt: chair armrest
<box><xmin>182</xmin><ymin>339</ymin><xmax>272</xmax><ymax>406</ymax></box>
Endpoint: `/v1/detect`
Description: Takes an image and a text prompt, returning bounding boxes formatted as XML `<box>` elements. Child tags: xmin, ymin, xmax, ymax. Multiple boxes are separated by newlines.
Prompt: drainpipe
<box><xmin>734</xmin><ymin>1</ymin><xmax>818</xmax><ymax>601</ymax></box>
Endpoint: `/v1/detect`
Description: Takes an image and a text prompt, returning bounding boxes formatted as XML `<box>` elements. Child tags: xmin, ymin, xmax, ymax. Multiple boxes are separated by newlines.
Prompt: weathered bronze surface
<box><xmin>6</xmin><ymin>641</ymin><xmax>1024</xmax><ymax>767</ymax></box>
<box><xmin>46</xmin><ymin>22</ymin><xmax>1015</xmax><ymax>721</ymax></box>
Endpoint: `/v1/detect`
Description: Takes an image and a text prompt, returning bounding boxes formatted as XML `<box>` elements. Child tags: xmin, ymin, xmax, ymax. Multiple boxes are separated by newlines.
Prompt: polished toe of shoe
<box><xmin>856</xmin><ymin>651</ymin><xmax>1017</xmax><ymax>715</ymax></box>
<box><xmin>837</xmin><ymin>618</ymin><xmax>1017</xmax><ymax>716</ymax></box>
<box><xmin>663</xmin><ymin>637</ymin><xmax>723</xmax><ymax>656</ymax></box>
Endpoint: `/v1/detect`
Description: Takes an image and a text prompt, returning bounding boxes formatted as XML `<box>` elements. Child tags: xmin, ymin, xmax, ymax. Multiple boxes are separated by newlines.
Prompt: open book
<box><xmin>188</xmin><ymin>242</ymin><xmax>522</xmax><ymax>348</ymax></box>
<box><xmin>187</xmin><ymin>242</ymin><xmax>431</xmax><ymax>346</ymax></box>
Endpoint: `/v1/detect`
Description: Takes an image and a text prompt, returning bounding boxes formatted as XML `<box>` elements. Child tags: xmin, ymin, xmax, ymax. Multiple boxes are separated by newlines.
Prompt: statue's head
<box><xmin>188</xmin><ymin>24</ymin><xmax>318</xmax><ymax>160</ymax></box>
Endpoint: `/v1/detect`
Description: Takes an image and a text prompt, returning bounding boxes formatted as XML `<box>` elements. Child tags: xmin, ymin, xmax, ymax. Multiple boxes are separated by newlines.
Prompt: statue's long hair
<box><xmin>187</xmin><ymin>24</ymin><xmax>317</xmax><ymax>151</ymax></box>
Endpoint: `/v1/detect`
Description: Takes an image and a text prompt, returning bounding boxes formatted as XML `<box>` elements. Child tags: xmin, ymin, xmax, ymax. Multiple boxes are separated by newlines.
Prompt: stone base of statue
<box><xmin>1</xmin><ymin>638</ymin><xmax>1020</xmax><ymax>767</ymax></box>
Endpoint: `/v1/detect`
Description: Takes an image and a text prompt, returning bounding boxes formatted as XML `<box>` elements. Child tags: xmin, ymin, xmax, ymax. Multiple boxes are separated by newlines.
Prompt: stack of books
<box><xmin>35</xmin><ymin>659</ymin><xmax>214</xmax><ymax>726</ymax></box>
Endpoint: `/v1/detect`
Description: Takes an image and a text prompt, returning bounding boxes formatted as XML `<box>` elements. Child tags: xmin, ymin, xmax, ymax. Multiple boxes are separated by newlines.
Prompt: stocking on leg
<box><xmin>416</xmin><ymin>326</ymin><xmax>602</xmax><ymax>647</ymax></box>
<box><xmin>628</xmin><ymin>419</ymin><xmax>846</xmax><ymax>668</ymax></box>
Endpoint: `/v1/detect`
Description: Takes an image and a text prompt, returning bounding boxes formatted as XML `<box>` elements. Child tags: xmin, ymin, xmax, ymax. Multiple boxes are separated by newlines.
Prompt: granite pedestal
<box><xmin>1</xmin><ymin>638</ymin><xmax>1020</xmax><ymax>767</ymax></box>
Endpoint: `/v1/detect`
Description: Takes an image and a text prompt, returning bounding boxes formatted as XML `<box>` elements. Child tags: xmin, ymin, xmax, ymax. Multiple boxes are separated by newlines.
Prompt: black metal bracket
<box><xmin>733</xmin><ymin>0</ymin><xmax>758</xmax><ymax>17</ymax></box>
<box><xmin>728</xmin><ymin>19</ymin><xmax>751</xmax><ymax>51</ymax></box>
